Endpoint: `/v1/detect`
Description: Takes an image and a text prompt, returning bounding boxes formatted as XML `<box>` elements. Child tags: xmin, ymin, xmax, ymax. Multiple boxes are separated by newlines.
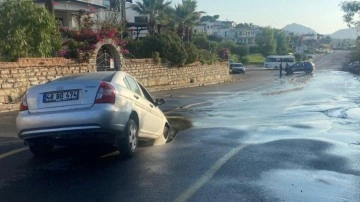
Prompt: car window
<box><xmin>124</xmin><ymin>76</ymin><xmax>142</xmax><ymax>95</ymax></box>
<box><xmin>138</xmin><ymin>82</ymin><xmax>155</xmax><ymax>104</ymax></box>
<box><xmin>230</xmin><ymin>63</ymin><xmax>243</xmax><ymax>67</ymax></box>
<box><xmin>54</xmin><ymin>72</ymin><xmax>116</xmax><ymax>82</ymax></box>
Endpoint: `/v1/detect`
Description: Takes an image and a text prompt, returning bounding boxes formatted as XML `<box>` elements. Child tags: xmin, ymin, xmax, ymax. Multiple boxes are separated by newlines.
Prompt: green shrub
<box><xmin>157</xmin><ymin>32</ymin><xmax>188</xmax><ymax>67</ymax></box>
<box><xmin>184</xmin><ymin>42</ymin><xmax>198</xmax><ymax>64</ymax></box>
<box><xmin>198</xmin><ymin>49</ymin><xmax>218</xmax><ymax>65</ymax></box>
<box><xmin>230</xmin><ymin>54</ymin><xmax>240</xmax><ymax>63</ymax></box>
<box><xmin>142</xmin><ymin>36</ymin><xmax>163</xmax><ymax>57</ymax></box>
<box><xmin>152</xmin><ymin>51</ymin><xmax>161</xmax><ymax>64</ymax></box>
<box><xmin>126</xmin><ymin>36</ymin><xmax>163</xmax><ymax>58</ymax></box>
<box><xmin>192</xmin><ymin>34</ymin><xmax>209</xmax><ymax>49</ymax></box>
<box><xmin>246</xmin><ymin>54</ymin><xmax>265</xmax><ymax>64</ymax></box>
<box><xmin>240</xmin><ymin>57</ymin><xmax>249</xmax><ymax>64</ymax></box>
<box><xmin>0</xmin><ymin>0</ymin><xmax>61</xmax><ymax>61</ymax></box>
<box><xmin>163</xmin><ymin>41</ymin><xmax>187</xmax><ymax>67</ymax></box>
<box><xmin>231</xmin><ymin>45</ymin><xmax>249</xmax><ymax>57</ymax></box>
<box><xmin>125</xmin><ymin>40</ymin><xmax>143</xmax><ymax>58</ymax></box>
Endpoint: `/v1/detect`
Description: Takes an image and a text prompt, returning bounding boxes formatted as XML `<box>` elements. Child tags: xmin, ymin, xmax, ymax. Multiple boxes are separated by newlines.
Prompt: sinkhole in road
<box><xmin>166</xmin><ymin>116</ymin><xmax>193</xmax><ymax>142</ymax></box>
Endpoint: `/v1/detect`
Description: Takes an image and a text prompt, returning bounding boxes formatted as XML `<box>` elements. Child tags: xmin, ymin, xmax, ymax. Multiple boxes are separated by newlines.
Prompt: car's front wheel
<box><xmin>153</xmin><ymin>124</ymin><xmax>170</xmax><ymax>146</ymax></box>
<box><xmin>28</xmin><ymin>138</ymin><xmax>54</xmax><ymax>157</ymax></box>
<box><xmin>117</xmin><ymin>119</ymin><xmax>138</xmax><ymax>157</ymax></box>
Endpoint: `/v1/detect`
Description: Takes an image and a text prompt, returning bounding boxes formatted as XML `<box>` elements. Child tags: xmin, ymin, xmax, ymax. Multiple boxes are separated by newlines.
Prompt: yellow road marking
<box><xmin>175</xmin><ymin>144</ymin><xmax>249</xmax><ymax>202</ymax></box>
<box><xmin>0</xmin><ymin>147</ymin><xmax>28</xmax><ymax>159</ymax></box>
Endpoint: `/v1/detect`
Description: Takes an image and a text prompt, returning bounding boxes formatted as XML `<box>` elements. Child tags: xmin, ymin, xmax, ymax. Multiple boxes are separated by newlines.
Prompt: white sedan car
<box><xmin>16</xmin><ymin>71</ymin><xmax>170</xmax><ymax>157</ymax></box>
<box><xmin>229</xmin><ymin>63</ymin><xmax>246</xmax><ymax>74</ymax></box>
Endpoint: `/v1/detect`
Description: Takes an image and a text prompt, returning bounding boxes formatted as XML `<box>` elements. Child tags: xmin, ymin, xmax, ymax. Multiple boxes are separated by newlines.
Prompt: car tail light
<box><xmin>20</xmin><ymin>93</ymin><xmax>29</xmax><ymax>111</ymax></box>
<box><xmin>95</xmin><ymin>82</ymin><xmax>115</xmax><ymax>104</ymax></box>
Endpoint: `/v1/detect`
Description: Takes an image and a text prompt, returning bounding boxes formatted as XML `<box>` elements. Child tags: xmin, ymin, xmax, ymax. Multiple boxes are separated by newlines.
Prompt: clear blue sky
<box><xmin>172</xmin><ymin>0</ymin><xmax>349</xmax><ymax>34</ymax></box>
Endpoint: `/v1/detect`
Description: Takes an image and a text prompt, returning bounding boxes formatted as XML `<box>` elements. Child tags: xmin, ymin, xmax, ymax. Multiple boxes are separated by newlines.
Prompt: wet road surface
<box><xmin>0</xmin><ymin>51</ymin><xmax>359</xmax><ymax>201</ymax></box>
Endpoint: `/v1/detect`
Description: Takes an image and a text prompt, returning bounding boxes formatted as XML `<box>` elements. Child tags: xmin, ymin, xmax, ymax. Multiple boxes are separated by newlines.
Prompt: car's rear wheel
<box><xmin>28</xmin><ymin>138</ymin><xmax>54</xmax><ymax>157</ymax></box>
<box><xmin>117</xmin><ymin>119</ymin><xmax>138</xmax><ymax>157</ymax></box>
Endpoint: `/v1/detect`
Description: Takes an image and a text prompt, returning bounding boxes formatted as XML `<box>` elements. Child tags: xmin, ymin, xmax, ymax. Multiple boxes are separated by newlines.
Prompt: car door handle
<box><xmin>149</xmin><ymin>104</ymin><xmax>154</xmax><ymax>108</ymax></box>
<box><xmin>134</xmin><ymin>95</ymin><xmax>139</xmax><ymax>99</ymax></box>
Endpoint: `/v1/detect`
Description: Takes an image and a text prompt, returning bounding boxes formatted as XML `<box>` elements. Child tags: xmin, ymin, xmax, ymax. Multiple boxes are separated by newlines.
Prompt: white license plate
<box><xmin>43</xmin><ymin>90</ymin><xmax>79</xmax><ymax>103</ymax></box>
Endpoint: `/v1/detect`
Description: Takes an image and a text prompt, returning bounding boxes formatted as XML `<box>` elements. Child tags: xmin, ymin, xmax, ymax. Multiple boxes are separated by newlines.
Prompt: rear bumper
<box><xmin>16</xmin><ymin>104</ymin><xmax>130</xmax><ymax>141</ymax></box>
<box><xmin>22</xmin><ymin>126</ymin><xmax>118</xmax><ymax>145</ymax></box>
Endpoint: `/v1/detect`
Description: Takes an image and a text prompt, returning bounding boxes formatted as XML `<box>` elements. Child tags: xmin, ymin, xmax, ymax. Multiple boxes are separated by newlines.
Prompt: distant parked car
<box><xmin>347</xmin><ymin>61</ymin><xmax>360</xmax><ymax>74</ymax></box>
<box><xmin>16</xmin><ymin>71</ymin><xmax>170</xmax><ymax>157</ymax></box>
<box><xmin>229</xmin><ymin>63</ymin><xmax>246</xmax><ymax>74</ymax></box>
<box><xmin>285</xmin><ymin>61</ymin><xmax>315</xmax><ymax>75</ymax></box>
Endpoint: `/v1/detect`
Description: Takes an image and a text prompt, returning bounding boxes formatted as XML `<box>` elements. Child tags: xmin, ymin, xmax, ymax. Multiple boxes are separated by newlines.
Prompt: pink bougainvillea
<box><xmin>59</xmin><ymin>27</ymin><xmax>128</xmax><ymax>62</ymax></box>
<box><xmin>218</xmin><ymin>48</ymin><xmax>231</xmax><ymax>61</ymax></box>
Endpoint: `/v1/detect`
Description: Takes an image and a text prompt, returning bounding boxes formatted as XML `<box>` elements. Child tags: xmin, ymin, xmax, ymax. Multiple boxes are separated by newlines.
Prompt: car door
<box><xmin>137</xmin><ymin>82</ymin><xmax>164</xmax><ymax>134</ymax></box>
<box><xmin>124</xmin><ymin>76</ymin><xmax>159</xmax><ymax>137</ymax></box>
<box><xmin>293</xmin><ymin>63</ymin><xmax>301</xmax><ymax>71</ymax></box>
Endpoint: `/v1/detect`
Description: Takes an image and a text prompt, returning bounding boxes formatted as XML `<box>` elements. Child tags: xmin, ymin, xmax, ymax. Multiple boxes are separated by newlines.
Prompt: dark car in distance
<box><xmin>285</xmin><ymin>61</ymin><xmax>315</xmax><ymax>75</ymax></box>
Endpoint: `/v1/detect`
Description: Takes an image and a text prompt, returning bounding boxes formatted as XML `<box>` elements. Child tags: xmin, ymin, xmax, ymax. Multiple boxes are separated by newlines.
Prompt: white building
<box><xmin>193</xmin><ymin>20</ymin><xmax>258</xmax><ymax>46</ymax></box>
<box><xmin>32</xmin><ymin>0</ymin><xmax>143</xmax><ymax>35</ymax></box>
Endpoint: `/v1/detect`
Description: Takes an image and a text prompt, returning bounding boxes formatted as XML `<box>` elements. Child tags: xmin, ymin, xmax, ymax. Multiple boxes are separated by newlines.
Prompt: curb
<box><xmin>148</xmin><ymin>79</ymin><xmax>233</xmax><ymax>92</ymax></box>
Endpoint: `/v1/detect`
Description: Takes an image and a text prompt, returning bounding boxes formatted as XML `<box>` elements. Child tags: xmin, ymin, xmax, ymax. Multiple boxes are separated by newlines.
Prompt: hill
<box><xmin>282</xmin><ymin>23</ymin><xmax>317</xmax><ymax>34</ymax></box>
<box><xmin>330</xmin><ymin>28</ymin><xmax>357</xmax><ymax>39</ymax></box>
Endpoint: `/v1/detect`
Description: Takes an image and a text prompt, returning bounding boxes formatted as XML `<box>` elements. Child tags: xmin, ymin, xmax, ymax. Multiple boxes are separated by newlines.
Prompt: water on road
<box><xmin>170</xmin><ymin>69</ymin><xmax>360</xmax><ymax>201</ymax></box>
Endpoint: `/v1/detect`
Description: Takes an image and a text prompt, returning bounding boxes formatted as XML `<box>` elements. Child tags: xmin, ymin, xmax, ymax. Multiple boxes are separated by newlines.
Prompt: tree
<box><xmin>256</xmin><ymin>27</ymin><xmax>276</xmax><ymax>56</ymax></box>
<box><xmin>130</xmin><ymin>0</ymin><xmax>171</xmax><ymax>36</ymax></box>
<box><xmin>275</xmin><ymin>30</ymin><xmax>290</xmax><ymax>55</ymax></box>
<box><xmin>341</xmin><ymin>1</ymin><xmax>360</xmax><ymax>63</ymax></box>
<box><xmin>0</xmin><ymin>0</ymin><xmax>62</xmax><ymax>61</ymax></box>
<box><xmin>173</xmin><ymin>0</ymin><xmax>204</xmax><ymax>42</ymax></box>
<box><xmin>341</xmin><ymin>1</ymin><xmax>360</xmax><ymax>27</ymax></box>
<box><xmin>236</xmin><ymin>23</ymin><xmax>254</xmax><ymax>29</ymax></box>
<box><xmin>200</xmin><ymin>14</ymin><xmax>219</xmax><ymax>23</ymax></box>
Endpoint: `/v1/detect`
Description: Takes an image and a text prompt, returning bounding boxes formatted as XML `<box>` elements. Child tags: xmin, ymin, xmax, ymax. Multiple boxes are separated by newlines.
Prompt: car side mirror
<box><xmin>155</xmin><ymin>98</ymin><xmax>166</xmax><ymax>106</ymax></box>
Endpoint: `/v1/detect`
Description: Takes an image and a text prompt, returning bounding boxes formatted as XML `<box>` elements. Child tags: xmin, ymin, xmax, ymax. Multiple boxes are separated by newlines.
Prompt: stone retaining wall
<box><xmin>0</xmin><ymin>58</ymin><xmax>231</xmax><ymax>105</ymax></box>
<box><xmin>0</xmin><ymin>58</ymin><xmax>96</xmax><ymax>104</ymax></box>
<box><xmin>122</xmin><ymin>59</ymin><xmax>230</xmax><ymax>87</ymax></box>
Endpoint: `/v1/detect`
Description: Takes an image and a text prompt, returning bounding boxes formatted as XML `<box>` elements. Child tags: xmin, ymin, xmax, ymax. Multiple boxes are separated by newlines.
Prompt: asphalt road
<box><xmin>0</xmin><ymin>51</ymin><xmax>359</xmax><ymax>202</ymax></box>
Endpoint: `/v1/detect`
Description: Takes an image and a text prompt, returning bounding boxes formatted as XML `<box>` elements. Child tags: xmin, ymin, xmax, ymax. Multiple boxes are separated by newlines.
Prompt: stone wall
<box><xmin>122</xmin><ymin>59</ymin><xmax>231</xmax><ymax>88</ymax></box>
<box><xmin>0</xmin><ymin>58</ymin><xmax>96</xmax><ymax>104</ymax></box>
<box><xmin>0</xmin><ymin>58</ymin><xmax>231</xmax><ymax>105</ymax></box>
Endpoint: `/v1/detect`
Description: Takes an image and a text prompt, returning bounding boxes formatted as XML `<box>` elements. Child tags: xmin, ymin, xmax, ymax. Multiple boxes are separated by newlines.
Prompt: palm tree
<box><xmin>131</xmin><ymin>0</ymin><xmax>171</xmax><ymax>36</ymax></box>
<box><xmin>174</xmin><ymin>0</ymin><xmax>204</xmax><ymax>42</ymax></box>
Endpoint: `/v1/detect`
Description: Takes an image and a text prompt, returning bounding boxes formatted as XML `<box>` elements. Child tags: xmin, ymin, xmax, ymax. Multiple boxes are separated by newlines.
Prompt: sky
<box><xmin>171</xmin><ymin>0</ymin><xmax>349</xmax><ymax>34</ymax></box>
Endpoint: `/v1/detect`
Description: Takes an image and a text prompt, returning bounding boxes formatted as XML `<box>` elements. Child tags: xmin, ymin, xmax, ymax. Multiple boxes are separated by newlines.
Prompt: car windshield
<box><xmin>231</xmin><ymin>64</ymin><xmax>244</xmax><ymax>67</ymax></box>
<box><xmin>54</xmin><ymin>72</ymin><xmax>117</xmax><ymax>82</ymax></box>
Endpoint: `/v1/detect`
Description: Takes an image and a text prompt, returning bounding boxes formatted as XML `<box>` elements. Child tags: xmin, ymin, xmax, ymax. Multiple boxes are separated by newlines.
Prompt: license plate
<box><xmin>43</xmin><ymin>90</ymin><xmax>79</xmax><ymax>103</ymax></box>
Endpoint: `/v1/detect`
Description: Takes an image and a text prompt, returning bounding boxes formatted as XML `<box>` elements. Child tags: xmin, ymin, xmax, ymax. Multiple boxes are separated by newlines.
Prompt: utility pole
<box><xmin>121</xmin><ymin>0</ymin><xmax>126</xmax><ymax>23</ymax></box>
<box><xmin>120</xmin><ymin>0</ymin><xmax>126</xmax><ymax>39</ymax></box>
